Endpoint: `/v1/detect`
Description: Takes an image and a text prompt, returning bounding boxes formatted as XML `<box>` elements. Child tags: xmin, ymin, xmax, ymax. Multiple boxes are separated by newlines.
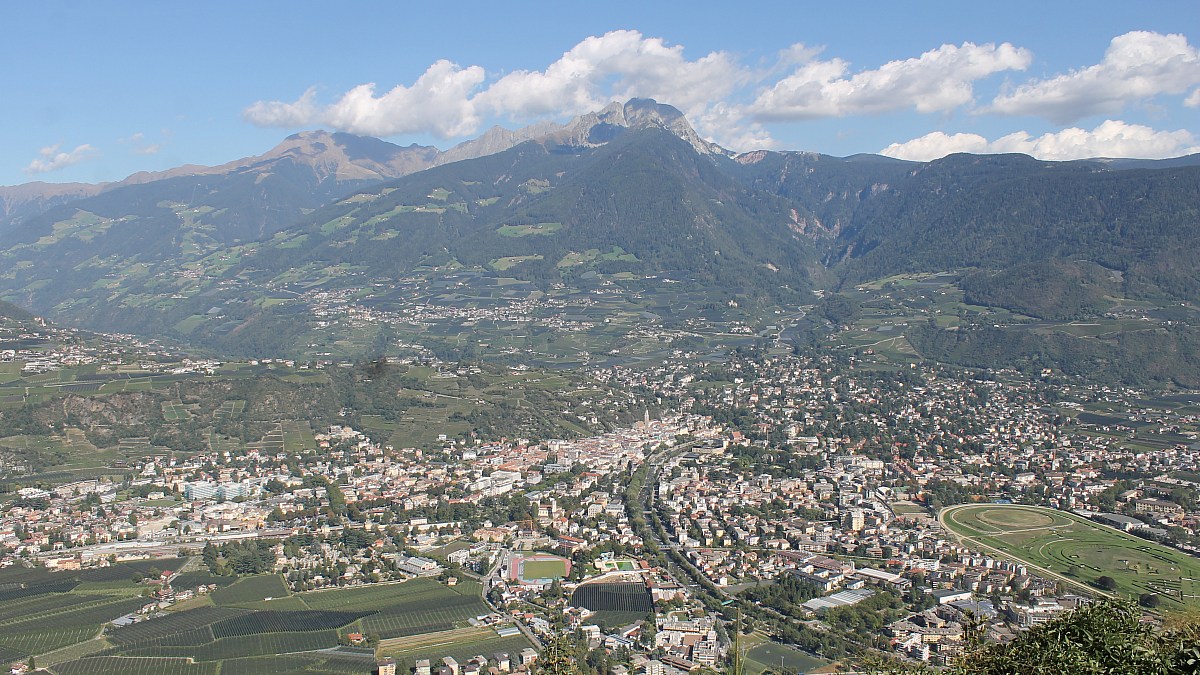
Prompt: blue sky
<box><xmin>3</xmin><ymin>1</ymin><xmax>1197</xmax><ymax>186</ymax></box>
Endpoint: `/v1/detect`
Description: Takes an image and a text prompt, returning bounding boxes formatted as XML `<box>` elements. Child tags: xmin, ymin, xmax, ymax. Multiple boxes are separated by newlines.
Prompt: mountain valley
<box><xmin>1</xmin><ymin>100</ymin><xmax>1198</xmax><ymax>385</ymax></box>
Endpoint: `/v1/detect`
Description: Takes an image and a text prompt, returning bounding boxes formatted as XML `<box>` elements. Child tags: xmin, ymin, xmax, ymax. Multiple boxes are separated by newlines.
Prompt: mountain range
<box><xmin>2</xmin><ymin>99</ymin><xmax>1199</xmax><ymax>382</ymax></box>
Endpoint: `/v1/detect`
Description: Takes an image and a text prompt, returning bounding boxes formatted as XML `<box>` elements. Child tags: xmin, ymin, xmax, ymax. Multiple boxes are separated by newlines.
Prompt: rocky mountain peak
<box><xmin>440</xmin><ymin>98</ymin><xmax>728</xmax><ymax>165</ymax></box>
<box><xmin>251</xmin><ymin>130</ymin><xmax>440</xmax><ymax>181</ymax></box>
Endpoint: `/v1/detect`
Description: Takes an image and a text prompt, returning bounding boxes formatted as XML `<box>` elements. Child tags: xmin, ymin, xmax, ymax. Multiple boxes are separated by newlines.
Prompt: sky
<box><xmin>3</xmin><ymin>1</ymin><xmax>1198</xmax><ymax>186</ymax></box>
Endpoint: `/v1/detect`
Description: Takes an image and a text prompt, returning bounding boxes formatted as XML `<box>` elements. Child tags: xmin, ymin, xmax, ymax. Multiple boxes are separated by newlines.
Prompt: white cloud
<box><xmin>245</xmin><ymin>61</ymin><xmax>486</xmax><ymax>138</ymax></box>
<box><xmin>881</xmin><ymin>120</ymin><xmax>1199</xmax><ymax>161</ymax></box>
<box><xmin>23</xmin><ymin>143</ymin><xmax>97</xmax><ymax>174</ymax></box>
<box><xmin>121</xmin><ymin>132</ymin><xmax>164</xmax><ymax>155</ymax></box>
<box><xmin>244</xmin><ymin>87</ymin><xmax>320</xmax><ymax>128</ymax></box>
<box><xmin>244</xmin><ymin>31</ymin><xmax>750</xmax><ymax>143</ymax></box>
<box><xmin>878</xmin><ymin>131</ymin><xmax>990</xmax><ymax>160</ymax></box>
<box><xmin>751</xmin><ymin>41</ymin><xmax>1031</xmax><ymax>119</ymax></box>
<box><xmin>692</xmin><ymin>103</ymin><xmax>777</xmax><ymax>150</ymax></box>
<box><xmin>478</xmin><ymin>30</ymin><xmax>746</xmax><ymax>121</ymax></box>
<box><xmin>989</xmin><ymin>31</ymin><xmax>1200</xmax><ymax>123</ymax></box>
<box><xmin>240</xmin><ymin>31</ymin><xmax>1200</xmax><ymax>157</ymax></box>
<box><xmin>322</xmin><ymin>61</ymin><xmax>486</xmax><ymax>138</ymax></box>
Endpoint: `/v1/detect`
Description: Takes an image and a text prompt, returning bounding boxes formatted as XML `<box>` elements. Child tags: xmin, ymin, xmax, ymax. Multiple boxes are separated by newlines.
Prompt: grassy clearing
<box><xmin>556</xmin><ymin>247</ymin><xmax>638</xmax><ymax>267</ymax></box>
<box><xmin>172</xmin><ymin>315</ymin><xmax>206</xmax><ymax>334</ymax></box>
<box><xmin>496</xmin><ymin>222</ymin><xmax>561</xmax><ymax>237</ymax></box>
<box><xmin>0</xmin><ymin>362</ymin><xmax>22</xmax><ymax>383</ymax></box>
<box><xmin>490</xmin><ymin>255</ymin><xmax>543</xmax><ymax>271</ymax></box>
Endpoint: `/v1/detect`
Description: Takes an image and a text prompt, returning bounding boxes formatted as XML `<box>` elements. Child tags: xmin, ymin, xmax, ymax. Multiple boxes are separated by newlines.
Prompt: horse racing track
<box><xmin>942</xmin><ymin>504</ymin><xmax>1200</xmax><ymax>609</ymax></box>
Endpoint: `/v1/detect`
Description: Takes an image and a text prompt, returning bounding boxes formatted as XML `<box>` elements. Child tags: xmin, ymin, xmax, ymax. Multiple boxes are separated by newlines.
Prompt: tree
<box><xmin>536</xmin><ymin>633</ymin><xmax>579</xmax><ymax>674</ymax></box>
<box><xmin>1095</xmin><ymin>575</ymin><xmax>1118</xmax><ymax>591</ymax></box>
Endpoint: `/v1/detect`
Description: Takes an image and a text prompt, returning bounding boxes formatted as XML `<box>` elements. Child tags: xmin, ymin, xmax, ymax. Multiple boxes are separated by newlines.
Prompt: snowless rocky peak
<box><xmin>440</xmin><ymin>98</ymin><xmax>729</xmax><ymax>164</ymax></box>
<box><xmin>569</xmin><ymin>98</ymin><xmax>729</xmax><ymax>156</ymax></box>
<box><xmin>598</xmin><ymin>98</ymin><xmax>684</xmax><ymax>129</ymax></box>
<box><xmin>258</xmin><ymin>131</ymin><xmax>440</xmax><ymax>181</ymax></box>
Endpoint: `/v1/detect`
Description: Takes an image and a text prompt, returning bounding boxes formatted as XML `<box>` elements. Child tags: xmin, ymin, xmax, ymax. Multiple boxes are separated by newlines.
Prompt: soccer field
<box><xmin>942</xmin><ymin>504</ymin><xmax>1200</xmax><ymax>609</ymax></box>
<box><xmin>511</xmin><ymin>554</ymin><xmax>571</xmax><ymax>583</ymax></box>
<box><xmin>522</xmin><ymin>559</ymin><xmax>569</xmax><ymax>580</ymax></box>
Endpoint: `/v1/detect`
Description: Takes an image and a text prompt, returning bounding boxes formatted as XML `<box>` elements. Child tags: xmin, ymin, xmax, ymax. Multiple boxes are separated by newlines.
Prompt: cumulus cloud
<box><xmin>881</xmin><ymin>120</ymin><xmax>1199</xmax><ymax>161</ymax></box>
<box><xmin>477</xmin><ymin>30</ymin><xmax>746</xmax><ymax>120</ymax></box>
<box><xmin>243</xmin><ymin>31</ymin><xmax>745</xmax><ymax>141</ymax></box>
<box><xmin>245</xmin><ymin>61</ymin><xmax>486</xmax><ymax>138</ymax></box>
<box><xmin>989</xmin><ymin>31</ymin><xmax>1200</xmax><ymax>123</ymax></box>
<box><xmin>23</xmin><ymin>143</ymin><xmax>97</xmax><ymax>174</ymax></box>
<box><xmin>878</xmin><ymin>131</ymin><xmax>990</xmax><ymax>160</ymax></box>
<box><xmin>692</xmin><ymin>103</ymin><xmax>777</xmax><ymax>150</ymax></box>
<box><xmin>751</xmin><ymin>41</ymin><xmax>1032</xmax><ymax>119</ymax></box>
<box><xmin>244</xmin><ymin>87</ymin><xmax>320</xmax><ymax>128</ymax></box>
<box><xmin>239</xmin><ymin>30</ymin><xmax>1198</xmax><ymax>155</ymax></box>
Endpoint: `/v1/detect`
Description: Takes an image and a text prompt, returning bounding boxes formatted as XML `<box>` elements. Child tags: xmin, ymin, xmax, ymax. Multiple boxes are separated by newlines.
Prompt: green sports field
<box><xmin>942</xmin><ymin>504</ymin><xmax>1200</xmax><ymax>609</ymax></box>
<box><xmin>741</xmin><ymin>632</ymin><xmax>829</xmax><ymax>674</ymax></box>
<box><xmin>521</xmin><ymin>559</ymin><xmax>569</xmax><ymax>581</ymax></box>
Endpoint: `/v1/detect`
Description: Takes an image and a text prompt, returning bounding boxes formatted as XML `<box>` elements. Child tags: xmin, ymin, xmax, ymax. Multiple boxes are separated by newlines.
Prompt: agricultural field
<box><xmin>51</xmin><ymin>597</ymin><xmax>369</xmax><ymax>671</ymax></box>
<box><xmin>0</xmin><ymin>562</ymin><xmax>186</xmax><ymax>668</ymax></box>
<box><xmin>56</xmin><ymin>656</ymin><xmax>220</xmax><ymax>675</ymax></box>
<box><xmin>280</xmin><ymin>420</ymin><xmax>315</xmax><ymax>452</ymax></box>
<box><xmin>570</xmin><ymin>581</ymin><xmax>653</xmax><ymax>626</ymax></box>
<box><xmin>377</xmin><ymin>625</ymin><xmax>531</xmax><ymax>672</ymax></box>
<box><xmin>160</xmin><ymin>401</ymin><xmax>193</xmax><ymax>421</ymax></box>
<box><xmin>306</xmin><ymin>578</ymin><xmax>489</xmax><ymax>640</ymax></box>
<box><xmin>18</xmin><ymin>577</ymin><xmax>499</xmax><ymax>672</ymax></box>
<box><xmin>212</xmin><ymin>399</ymin><xmax>246</xmax><ymax>421</ymax></box>
<box><xmin>217</xmin><ymin>647</ymin><xmax>376</xmax><ymax>675</ymax></box>
<box><xmin>210</xmin><ymin>574</ymin><xmax>291</xmax><ymax>607</ymax></box>
<box><xmin>169</xmin><ymin>572</ymin><xmax>235</xmax><ymax>591</ymax></box>
<box><xmin>941</xmin><ymin>504</ymin><xmax>1200</xmax><ymax>609</ymax></box>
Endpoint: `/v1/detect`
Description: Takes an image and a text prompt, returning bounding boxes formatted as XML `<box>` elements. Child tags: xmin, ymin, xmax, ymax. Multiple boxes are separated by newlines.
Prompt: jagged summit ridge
<box><xmin>439</xmin><ymin>98</ymin><xmax>727</xmax><ymax>164</ymax></box>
